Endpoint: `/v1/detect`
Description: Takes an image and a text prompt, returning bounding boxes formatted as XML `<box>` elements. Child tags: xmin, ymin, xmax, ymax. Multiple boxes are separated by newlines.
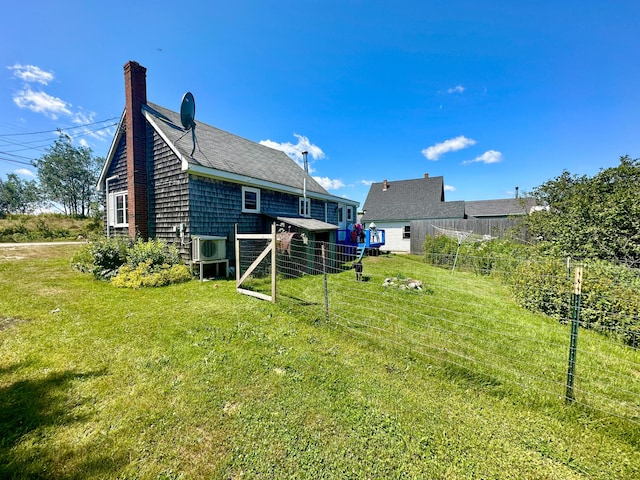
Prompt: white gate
<box><xmin>235</xmin><ymin>223</ymin><xmax>276</xmax><ymax>302</ymax></box>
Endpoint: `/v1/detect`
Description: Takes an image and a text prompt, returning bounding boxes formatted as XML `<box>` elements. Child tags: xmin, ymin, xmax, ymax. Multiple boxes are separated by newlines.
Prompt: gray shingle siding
<box><xmin>102</xmin><ymin>134</ymin><xmax>130</xmax><ymax>238</ymax></box>
<box><xmin>147</xmin><ymin>126</ymin><xmax>190</xmax><ymax>247</ymax></box>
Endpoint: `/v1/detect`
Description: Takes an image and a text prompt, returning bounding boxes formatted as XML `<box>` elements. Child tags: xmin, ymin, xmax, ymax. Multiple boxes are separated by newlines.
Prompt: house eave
<box><xmin>96</xmin><ymin>109</ymin><xmax>125</xmax><ymax>191</ymax></box>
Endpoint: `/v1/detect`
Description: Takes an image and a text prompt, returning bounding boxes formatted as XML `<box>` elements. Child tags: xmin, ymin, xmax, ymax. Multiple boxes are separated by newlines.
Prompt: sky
<box><xmin>1</xmin><ymin>0</ymin><xmax>639</xmax><ymax>207</ymax></box>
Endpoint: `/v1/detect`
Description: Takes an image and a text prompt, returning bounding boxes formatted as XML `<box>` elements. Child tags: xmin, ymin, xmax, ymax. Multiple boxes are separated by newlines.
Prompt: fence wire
<box><xmin>258</xmin><ymin>239</ymin><xmax>640</xmax><ymax>427</ymax></box>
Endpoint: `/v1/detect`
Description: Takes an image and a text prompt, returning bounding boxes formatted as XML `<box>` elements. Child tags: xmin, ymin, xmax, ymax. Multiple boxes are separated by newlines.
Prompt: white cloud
<box><xmin>447</xmin><ymin>85</ymin><xmax>465</xmax><ymax>94</ymax></box>
<box><xmin>260</xmin><ymin>133</ymin><xmax>325</xmax><ymax>172</ymax></box>
<box><xmin>463</xmin><ymin>150</ymin><xmax>503</xmax><ymax>165</ymax></box>
<box><xmin>313</xmin><ymin>176</ymin><xmax>345</xmax><ymax>190</ymax></box>
<box><xmin>13</xmin><ymin>85</ymin><xmax>71</xmax><ymax>120</ymax></box>
<box><xmin>444</xmin><ymin>184</ymin><xmax>456</xmax><ymax>192</ymax></box>
<box><xmin>15</xmin><ymin>168</ymin><xmax>36</xmax><ymax>178</ymax></box>
<box><xmin>8</xmin><ymin>65</ymin><xmax>105</xmax><ymax>143</ymax></box>
<box><xmin>360</xmin><ymin>180</ymin><xmax>374</xmax><ymax>186</ymax></box>
<box><xmin>8</xmin><ymin>64</ymin><xmax>54</xmax><ymax>84</ymax></box>
<box><xmin>422</xmin><ymin>135</ymin><xmax>476</xmax><ymax>161</ymax></box>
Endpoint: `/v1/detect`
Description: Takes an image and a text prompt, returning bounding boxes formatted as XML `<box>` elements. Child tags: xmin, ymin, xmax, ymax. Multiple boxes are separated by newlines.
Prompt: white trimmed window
<box><xmin>108</xmin><ymin>191</ymin><xmax>128</xmax><ymax>227</ymax></box>
<box><xmin>299</xmin><ymin>197</ymin><xmax>311</xmax><ymax>217</ymax></box>
<box><xmin>346</xmin><ymin>206</ymin><xmax>353</xmax><ymax>222</ymax></box>
<box><xmin>242</xmin><ymin>186</ymin><xmax>260</xmax><ymax>213</ymax></box>
<box><xmin>403</xmin><ymin>225</ymin><xmax>411</xmax><ymax>239</ymax></box>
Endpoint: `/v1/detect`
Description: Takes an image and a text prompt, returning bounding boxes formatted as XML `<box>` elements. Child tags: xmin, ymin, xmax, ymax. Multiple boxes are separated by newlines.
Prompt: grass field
<box><xmin>0</xmin><ymin>245</ymin><xmax>639</xmax><ymax>479</ymax></box>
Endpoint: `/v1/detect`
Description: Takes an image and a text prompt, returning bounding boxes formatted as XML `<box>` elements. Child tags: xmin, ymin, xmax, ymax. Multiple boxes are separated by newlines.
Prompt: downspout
<box><xmin>105</xmin><ymin>175</ymin><xmax>119</xmax><ymax>238</ymax></box>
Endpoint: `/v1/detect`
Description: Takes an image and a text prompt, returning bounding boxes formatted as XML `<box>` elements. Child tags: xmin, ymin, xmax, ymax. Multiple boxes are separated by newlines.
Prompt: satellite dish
<box><xmin>180</xmin><ymin>92</ymin><xmax>196</xmax><ymax>130</ymax></box>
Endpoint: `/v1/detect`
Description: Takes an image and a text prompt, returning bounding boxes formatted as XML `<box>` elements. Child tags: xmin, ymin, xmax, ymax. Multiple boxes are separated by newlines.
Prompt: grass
<box><xmin>0</xmin><ymin>213</ymin><xmax>99</xmax><ymax>242</ymax></box>
<box><xmin>0</xmin><ymin>245</ymin><xmax>639</xmax><ymax>478</ymax></box>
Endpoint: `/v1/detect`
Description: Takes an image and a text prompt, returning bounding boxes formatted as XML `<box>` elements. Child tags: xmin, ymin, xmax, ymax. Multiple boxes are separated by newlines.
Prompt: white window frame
<box><xmin>108</xmin><ymin>191</ymin><xmax>129</xmax><ymax>227</ymax></box>
<box><xmin>346</xmin><ymin>206</ymin><xmax>353</xmax><ymax>222</ymax></box>
<box><xmin>299</xmin><ymin>197</ymin><xmax>311</xmax><ymax>217</ymax></box>
<box><xmin>242</xmin><ymin>186</ymin><xmax>261</xmax><ymax>213</ymax></box>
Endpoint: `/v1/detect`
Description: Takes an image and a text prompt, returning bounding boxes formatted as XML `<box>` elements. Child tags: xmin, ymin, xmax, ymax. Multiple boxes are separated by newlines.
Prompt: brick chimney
<box><xmin>382</xmin><ymin>179</ymin><xmax>388</xmax><ymax>191</ymax></box>
<box><xmin>124</xmin><ymin>61</ymin><xmax>148</xmax><ymax>239</ymax></box>
<box><xmin>424</xmin><ymin>173</ymin><xmax>429</xmax><ymax>178</ymax></box>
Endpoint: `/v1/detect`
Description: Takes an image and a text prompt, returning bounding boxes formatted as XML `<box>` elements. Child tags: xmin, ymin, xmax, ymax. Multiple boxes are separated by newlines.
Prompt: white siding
<box><xmin>370</xmin><ymin>221</ymin><xmax>411</xmax><ymax>252</ymax></box>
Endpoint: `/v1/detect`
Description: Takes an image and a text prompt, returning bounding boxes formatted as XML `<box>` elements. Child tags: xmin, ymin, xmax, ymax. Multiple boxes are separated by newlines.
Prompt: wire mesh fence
<box><xmin>237</xmin><ymin>237</ymin><xmax>640</xmax><ymax>426</ymax></box>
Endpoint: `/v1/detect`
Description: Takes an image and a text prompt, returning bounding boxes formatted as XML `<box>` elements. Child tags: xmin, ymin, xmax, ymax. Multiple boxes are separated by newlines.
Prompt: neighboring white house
<box><xmin>361</xmin><ymin>174</ymin><xmax>535</xmax><ymax>253</ymax></box>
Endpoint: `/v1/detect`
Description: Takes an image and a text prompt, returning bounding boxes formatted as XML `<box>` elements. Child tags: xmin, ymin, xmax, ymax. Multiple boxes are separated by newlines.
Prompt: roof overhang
<box><xmin>275</xmin><ymin>216</ymin><xmax>339</xmax><ymax>232</ymax></box>
<box><xmin>96</xmin><ymin>109</ymin><xmax>125</xmax><ymax>191</ymax></box>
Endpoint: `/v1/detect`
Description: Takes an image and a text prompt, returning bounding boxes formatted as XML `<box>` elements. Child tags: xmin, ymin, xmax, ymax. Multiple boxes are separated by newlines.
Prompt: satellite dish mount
<box><xmin>180</xmin><ymin>92</ymin><xmax>197</xmax><ymax>156</ymax></box>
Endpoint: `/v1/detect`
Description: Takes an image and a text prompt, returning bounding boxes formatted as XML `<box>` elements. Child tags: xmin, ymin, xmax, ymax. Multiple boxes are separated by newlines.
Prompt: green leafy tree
<box><xmin>33</xmin><ymin>132</ymin><xmax>102</xmax><ymax>216</ymax></box>
<box><xmin>0</xmin><ymin>173</ymin><xmax>40</xmax><ymax>214</ymax></box>
<box><xmin>522</xmin><ymin>155</ymin><xmax>640</xmax><ymax>264</ymax></box>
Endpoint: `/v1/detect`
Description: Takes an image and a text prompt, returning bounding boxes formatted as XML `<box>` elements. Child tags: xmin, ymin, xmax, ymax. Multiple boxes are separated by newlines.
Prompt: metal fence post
<box><xmin>565</xmin><ymin>265</ymin><xmax>583</xmax><ymax>404</ymax></box>
<box><xmin>322</xmin><ymin>243</ymin><xmax>329</xmax><ymax>322</ymax></box>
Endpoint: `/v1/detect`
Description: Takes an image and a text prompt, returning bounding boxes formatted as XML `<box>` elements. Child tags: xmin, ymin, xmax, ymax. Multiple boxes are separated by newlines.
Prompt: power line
<box><xmin>0</xmin><ymin>117</ymin><xmax>120</xmax><ymax>137</ymax></box>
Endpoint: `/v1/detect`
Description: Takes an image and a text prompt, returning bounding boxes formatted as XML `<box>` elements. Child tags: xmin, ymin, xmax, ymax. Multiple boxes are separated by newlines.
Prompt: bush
<box><xmin>72</xmin><ymin>237</ymin><xmax>130</xmax><ymax>279</ymax></box>
<box><xmin>73</xmin><ymin>237</ymin><xmax>193</xmax><ymax>287</ymax></box>
<box><xmin>111</xmin><ymin>261</ymin><xmax>192</xmax><ymax>288</ymax></box>
<box><xmin>126</xmin><ymin>238</ymin><xmax>182</xmax><ymax>268</ymax></box>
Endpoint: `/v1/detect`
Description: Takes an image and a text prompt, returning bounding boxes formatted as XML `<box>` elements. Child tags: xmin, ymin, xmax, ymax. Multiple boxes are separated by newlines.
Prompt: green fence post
<box><xmin>322</xmin><ymin>243</ymin><xmax>329</xmax><ymax>322</ymax></box>
<box><xmin>565</xmin><ymin>265</ymin><xmax>583</xmax><ymax>404</ymax></box>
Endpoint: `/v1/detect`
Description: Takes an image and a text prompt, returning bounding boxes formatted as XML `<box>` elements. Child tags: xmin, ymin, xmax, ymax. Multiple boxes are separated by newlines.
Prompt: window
<box><xmin>299</xmin><ymin>197</ymin><xmax>311</xmax><ymax>217</ymax></box>
<box><xmin>403</xmin><ymin>225</ymin><xmax>411</xmax><ymax>239</ymax></box>
<box><xmin>338</xmin><ymin>206</ymin><xmax>344</xmax><ymax>223</ymax></box>
<box><xmin>108</xmin><ymin>191</ymin><xmax>128</xmax><ymax>227</ymax></box>
<box><xmin>346</xmin><ymin>206</ymin><xmax>353</xmax><ymax>222</ymax></box>
<box><xmin>242</xmin><ymin>186</ymin><xmax>260</xmax><ymax>213</ymax></box>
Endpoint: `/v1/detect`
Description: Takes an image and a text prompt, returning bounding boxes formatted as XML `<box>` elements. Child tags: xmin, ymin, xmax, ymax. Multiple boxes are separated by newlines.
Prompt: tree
<box><xmin>522</xmin><ymin>156</ymin><xmax>640</xmax><ymax>264</ymax></box>
<box><xmin>33</xmin><ymin>132</ymin><xmax>103</xmax><ymax>216</ymax></box>
<box><xmin>0</xmin><ymin>173</ymin><xmax>40</xmax><ymax>214</ymax></box>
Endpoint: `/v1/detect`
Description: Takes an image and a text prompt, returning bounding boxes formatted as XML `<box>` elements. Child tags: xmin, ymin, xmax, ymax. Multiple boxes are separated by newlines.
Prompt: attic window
<box><xmin>242</xmin><ymin>186</ymin><xmax>260</xmax><ymax>213</ymax></box>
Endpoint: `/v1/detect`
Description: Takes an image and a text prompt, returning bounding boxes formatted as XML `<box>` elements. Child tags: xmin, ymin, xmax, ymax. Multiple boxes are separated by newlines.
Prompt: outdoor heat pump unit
<box><xmin>192</xmin><ymin>235</ymin><xmax>227</xmax><ymax>262</ymax></box>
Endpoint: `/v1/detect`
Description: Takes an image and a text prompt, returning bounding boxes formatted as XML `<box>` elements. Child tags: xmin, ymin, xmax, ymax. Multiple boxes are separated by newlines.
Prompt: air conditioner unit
<box><xmin>192</xmin><ymin>235</ymin><xmax>227</xmax><ymax>262</ymax></box>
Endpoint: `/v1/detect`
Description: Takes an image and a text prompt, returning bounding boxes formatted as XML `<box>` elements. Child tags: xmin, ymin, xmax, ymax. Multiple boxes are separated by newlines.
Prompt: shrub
<box><xmin>73</xmin><ymin>237</ymin><xmax>193</xmax><ymax>288</ymax></box>
<box><xmin>71</xmin><ymin>237</ymin><xmax>131</xmax><ymax>280</ymax></box>
<box><xmin>111</xmin><ymin>261</ymin><xmax>192</xmax><ymax>288</ymax></box>
<box><xmin>126</xmin><ymin>238</ymin><xmax>182</xmax><ymax>269</ymax></box>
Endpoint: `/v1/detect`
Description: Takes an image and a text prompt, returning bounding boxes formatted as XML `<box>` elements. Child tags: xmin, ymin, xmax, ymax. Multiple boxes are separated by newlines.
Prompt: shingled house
<box><xmin>360</xmin><ymin>174</ymin><xmax>535</xmax><ymax>253</ymax></box>
<box><xmin>96</xmin><ymin>61</ymin><xmax>358</xmax><ymax>269</ymax></box>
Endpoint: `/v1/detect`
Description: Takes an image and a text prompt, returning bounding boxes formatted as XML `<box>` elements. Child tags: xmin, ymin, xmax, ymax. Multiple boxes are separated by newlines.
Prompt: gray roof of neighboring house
<box><xmin>465</xmin><ymin>198</ymin><xmax>537</xmax><ymax>217</ymax></box>
<box><xmin>361</xmin><ymin>176</ymin><xmax>465</xmax><ymax>221</ymax></box>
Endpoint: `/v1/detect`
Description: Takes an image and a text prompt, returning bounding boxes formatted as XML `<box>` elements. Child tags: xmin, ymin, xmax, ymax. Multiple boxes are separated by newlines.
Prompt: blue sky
<box><xmin>1</xmin><ymin>0</ymin><xmax>639</xmax><ymax>207</ymax></box>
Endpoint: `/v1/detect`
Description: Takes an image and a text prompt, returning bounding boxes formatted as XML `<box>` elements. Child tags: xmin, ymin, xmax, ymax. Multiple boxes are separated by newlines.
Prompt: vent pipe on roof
<box><xmin>302</xmin><ymin>151</ymin><xmax>309</xmax><ymax>174</ymax></box>
<box><xmin>515</xmin><ymin>186</ymin><xmax>519</xmax><ymax>199</ymax></box>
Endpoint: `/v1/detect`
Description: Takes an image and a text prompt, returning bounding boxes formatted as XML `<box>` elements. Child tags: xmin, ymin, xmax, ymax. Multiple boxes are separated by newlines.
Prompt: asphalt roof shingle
<box><xmin>362</xmin><ymin>176</ymin><xmax>465</xmax><ymax>221</ymax></box>
<box><xmin>143</xmin><ymin>102</ymin><xmax>331</xmax><ymax>197</ymax></box>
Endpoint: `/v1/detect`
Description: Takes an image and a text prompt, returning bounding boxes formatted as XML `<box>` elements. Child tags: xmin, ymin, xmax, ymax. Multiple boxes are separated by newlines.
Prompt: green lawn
<box><xmin>0</xmin><ymin>245</ymin><xmax>638</xmax><ymax>479</ymax></box>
